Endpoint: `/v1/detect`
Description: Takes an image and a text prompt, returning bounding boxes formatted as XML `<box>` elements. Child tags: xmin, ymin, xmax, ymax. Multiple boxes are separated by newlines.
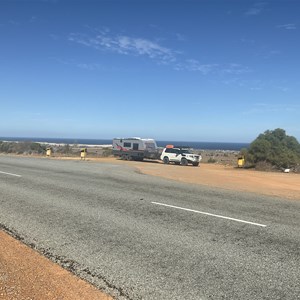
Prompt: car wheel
<box><xmin>126</xmin><ymin>155</ymin><xmax>133</xmax><ymax>161</ymax></box>
<box><xmin>181</xmin><ymin>158</ymin><xmax>188</xmax><ymax>166</ymax></box>
<box><xmin>192</xmin><ymin>162</ymin><xmax>199</xmax><ymax>166</ymax></box>
<box><xmin>163</xmin><ymin>157</ymin><xmax>169</xmax><ymax>164</ymax></box>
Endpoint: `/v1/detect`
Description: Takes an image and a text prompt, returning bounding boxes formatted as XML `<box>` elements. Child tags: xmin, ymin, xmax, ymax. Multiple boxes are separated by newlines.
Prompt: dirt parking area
<box><xmin>94</xmin><ymin>157</ymin><xmax>300</xmax><ymax>200</ymax></box>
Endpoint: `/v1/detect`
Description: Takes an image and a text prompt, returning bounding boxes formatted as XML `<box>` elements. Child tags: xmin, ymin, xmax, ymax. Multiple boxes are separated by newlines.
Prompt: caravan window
<box><xmin>133</xmin><ymin>143</ymin><xmax>139</xmax><ymax>150</ymax></box>
<box><xmin>124</xmin><ymin>142</ymin><xmax>131</xmax><ymax>147</ymax></box>
<box><xmin>145</xmin><ymin>142</ymin><xmax>156</xmax><ymax>150</ymax></box>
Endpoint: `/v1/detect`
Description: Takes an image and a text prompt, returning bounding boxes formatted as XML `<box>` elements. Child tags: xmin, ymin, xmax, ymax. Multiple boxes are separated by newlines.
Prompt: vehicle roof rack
<box><xmin>173</xmin><ymin>145</ymin><xmax>192</xmax><ymax>149</ymax></box>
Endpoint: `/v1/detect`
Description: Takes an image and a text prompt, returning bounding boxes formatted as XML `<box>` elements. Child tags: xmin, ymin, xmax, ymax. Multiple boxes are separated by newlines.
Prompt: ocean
<box><xmin>0</xmin><ymin>137</ymin><xmax>249</xmax><ymax>151</ymax></box>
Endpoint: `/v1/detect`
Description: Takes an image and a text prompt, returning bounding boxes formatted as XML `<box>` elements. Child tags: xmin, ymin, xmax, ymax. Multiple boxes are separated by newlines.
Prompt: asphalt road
<box><xmin>0</xmin><ymin>156</ymin><xmax>299</xmax><ymax>300</ymax></box>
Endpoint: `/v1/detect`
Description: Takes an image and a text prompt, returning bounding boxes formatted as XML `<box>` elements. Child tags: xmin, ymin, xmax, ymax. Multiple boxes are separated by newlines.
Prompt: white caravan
<box><xmin>112</xmin><ymin>137</ymin><xmax>159</xmax><ymax>161</ymax></box>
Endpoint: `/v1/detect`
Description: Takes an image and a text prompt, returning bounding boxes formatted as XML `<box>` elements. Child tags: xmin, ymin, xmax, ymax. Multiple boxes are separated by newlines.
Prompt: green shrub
<box><xmin>245</xmin><ymin>128</ymin><xmax>300</xmax><ymax>169</ymax></box>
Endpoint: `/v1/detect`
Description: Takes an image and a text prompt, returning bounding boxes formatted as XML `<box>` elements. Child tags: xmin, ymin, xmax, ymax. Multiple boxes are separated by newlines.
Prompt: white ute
<box><xmin>160</xmin><ymin>145</ymin><xmax>202</xmax><ymax>166</ymax></box>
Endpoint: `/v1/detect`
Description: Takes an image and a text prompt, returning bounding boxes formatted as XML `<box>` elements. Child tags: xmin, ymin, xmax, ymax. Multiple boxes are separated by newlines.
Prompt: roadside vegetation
<box><xmin>241</xmin><ymin>128</ymin><xmax>300</xmax><ymax>172</ymax></box>
<box><xmin>0</xmin><ymin>141</ymin><xmax>45</xmax><ymax>155</ymax></box>
<box><xmin>0</xmin><ymin>140</ymin><xmax>112</xmax><ymax>158</ymax></box>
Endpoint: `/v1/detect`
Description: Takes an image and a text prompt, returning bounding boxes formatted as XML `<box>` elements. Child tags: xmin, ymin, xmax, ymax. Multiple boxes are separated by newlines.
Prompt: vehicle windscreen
<box><xmin>180</xmin><ymin>149</ymin><xmax>192</xmax><ymax>154</ymax></box>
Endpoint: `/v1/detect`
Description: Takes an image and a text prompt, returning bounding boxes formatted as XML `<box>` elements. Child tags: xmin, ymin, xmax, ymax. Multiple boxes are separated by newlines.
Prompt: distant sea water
<box><xmin>0</xmin><ymin>137</ymin><xmax>250</xmax><ymax>151</ymax></box>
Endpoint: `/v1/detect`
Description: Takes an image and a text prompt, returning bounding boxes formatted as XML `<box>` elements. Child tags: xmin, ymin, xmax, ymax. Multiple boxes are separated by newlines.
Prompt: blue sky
<box><xmin>0</xmin><ymin>0</ymin><xmax>299</xmax><ymax>142</ymax></box>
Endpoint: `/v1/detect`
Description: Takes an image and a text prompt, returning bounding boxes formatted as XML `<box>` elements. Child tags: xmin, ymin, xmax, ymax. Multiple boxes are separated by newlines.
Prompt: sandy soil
<box><xmin>0</xmin><ymin>231</ymin><xmax>112</xmax><ymax>300</ymax></box>
<box><xmin>1</xmin><ymin>156</ymin><xmax>299</xmax><ymax>300</ymax></box>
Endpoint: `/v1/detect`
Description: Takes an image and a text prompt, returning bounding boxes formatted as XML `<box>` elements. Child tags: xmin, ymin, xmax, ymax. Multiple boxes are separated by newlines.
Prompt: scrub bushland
<box><xmin>0</xmin><ymin>141</ymin><xmax>45</xmax><ymax>155</ymax></box>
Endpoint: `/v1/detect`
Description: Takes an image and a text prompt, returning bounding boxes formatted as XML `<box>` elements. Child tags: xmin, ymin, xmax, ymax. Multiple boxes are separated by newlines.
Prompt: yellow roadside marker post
<box><xmin>237</xmin><ymin>156</ymin><xmax>245</xmax><ymax>168</ymax></box>
<box><xmin>80</xmin><ymin>148</ymin><xmax>87</xmax><ymax>160</ymax></box>
<box><xmin>46</xmin><ymin>147</ymin><xmax>52</xmax><ymax>157</ymax></box>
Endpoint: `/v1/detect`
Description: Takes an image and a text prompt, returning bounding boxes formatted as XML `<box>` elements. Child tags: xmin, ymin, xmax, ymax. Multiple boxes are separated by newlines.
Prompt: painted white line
<box><xmin>0</xmin><ymin>171</ymin><xmax>22</xmax><ymax>177</ymax></box>
<box><xmin>152</xmin><ymin>201</ymin><xmax>267</xmax><ymax>227</ymax></box>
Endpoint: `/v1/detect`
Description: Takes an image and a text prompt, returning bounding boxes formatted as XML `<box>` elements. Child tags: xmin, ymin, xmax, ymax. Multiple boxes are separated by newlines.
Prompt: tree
<box><xmin>246</xmin><ymin>128</ymin><xmax>300</xmax><ymax>169</ymax></box>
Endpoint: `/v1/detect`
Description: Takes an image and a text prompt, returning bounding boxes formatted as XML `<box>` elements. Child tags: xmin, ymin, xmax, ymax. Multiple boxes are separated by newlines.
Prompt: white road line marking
<box><xmin>0</xmin><ymin>171</ymin><xmax>22</xmax><ymax>177</ymax></box>
<box><xmin>152</xmin><ymin>201</ymin><xmax>267</xmax><ymax>227</ymax></box>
